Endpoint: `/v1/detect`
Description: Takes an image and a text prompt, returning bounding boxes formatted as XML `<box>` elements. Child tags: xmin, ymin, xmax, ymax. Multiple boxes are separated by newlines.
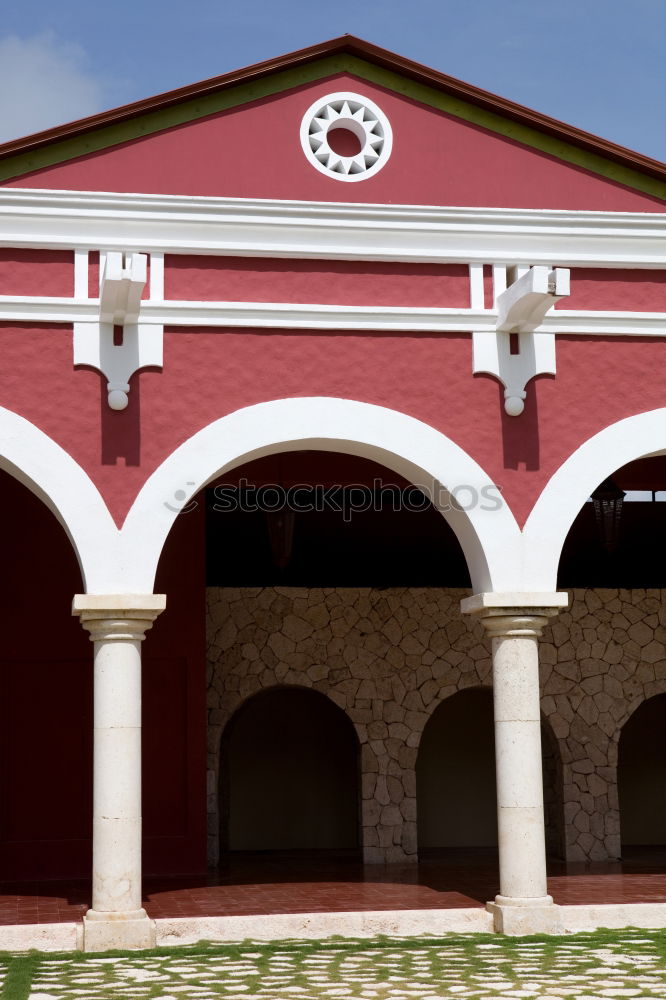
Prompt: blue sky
<box><xmin>0</xmin><ymin>0</ymin><xmax>664</xmax><ymax>160</ymax></box>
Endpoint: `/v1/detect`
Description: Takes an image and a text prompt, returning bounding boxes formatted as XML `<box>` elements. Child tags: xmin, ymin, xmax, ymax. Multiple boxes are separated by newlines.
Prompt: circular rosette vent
<box><xmin>300</xmin><ymin>92</ymin><xmax>393</xmax><ymax>181</ymax></box>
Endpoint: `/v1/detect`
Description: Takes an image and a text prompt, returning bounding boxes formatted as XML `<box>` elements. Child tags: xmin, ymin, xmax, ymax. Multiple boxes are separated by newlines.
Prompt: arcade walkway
<box><xmin>2</xmin><ymin>849</ymin><xmax>665</xmax><ymax>927</ymax></box>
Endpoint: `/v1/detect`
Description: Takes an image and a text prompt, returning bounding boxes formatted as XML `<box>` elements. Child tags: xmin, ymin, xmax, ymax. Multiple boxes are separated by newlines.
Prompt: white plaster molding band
<box><xmin>0</xmin><ymin>295</ymin><xmax>663</xmax><ymax>336</ymax></box>
<box><xmin>523</xmin><ymin>407</ymin><xmax>666</xmax><ymax>591</ymax></box>
<box><xmin>1</xmin><ymin>188</ymin><xmax>664</xmax><ymax>266</ymax></box>
<box><xmin>118</xmin><ymin>397</ymin><xmax>521</xmax><ymax>595</ymax></box>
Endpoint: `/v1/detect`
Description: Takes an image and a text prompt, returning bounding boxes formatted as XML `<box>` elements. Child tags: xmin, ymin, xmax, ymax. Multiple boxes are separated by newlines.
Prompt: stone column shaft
<box><xmin>461</xmin><ymin>592</ymin><xmax>567</xmax><ymax>934</ymax></box>
<box><xmin>73</xmin><ymin>594</ymin><xmax>166</xmax><ymax>951</ymax></box>
<box><xmin>486</xmin><ymin>614</ymin><xmax>550</xmax><ymax>902</ymax></box>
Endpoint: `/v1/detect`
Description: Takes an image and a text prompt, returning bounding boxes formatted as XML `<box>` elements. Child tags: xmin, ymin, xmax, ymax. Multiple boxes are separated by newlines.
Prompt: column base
<box><xmin>487</xmin><ymin>896</ymin><xmax>563</xmax><ymax>935</ymax></box>
<box><xmin>83</xmin><ymin>909</ymin><xmax>156</xmax><ymax>951</ymax></box>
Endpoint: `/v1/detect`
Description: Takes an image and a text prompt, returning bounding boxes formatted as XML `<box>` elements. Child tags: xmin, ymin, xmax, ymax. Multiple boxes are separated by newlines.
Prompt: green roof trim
<box><xmin>1</xmin><ymin>54</ymin><xmax>663</xmax><ymax>200</ymax></box>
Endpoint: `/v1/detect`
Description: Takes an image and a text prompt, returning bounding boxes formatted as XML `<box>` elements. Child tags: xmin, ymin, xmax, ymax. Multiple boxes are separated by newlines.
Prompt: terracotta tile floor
<box><xmin>1</xmin><ymin>849</ymin><xmax>665</xmax><ymax>925</ymax></box>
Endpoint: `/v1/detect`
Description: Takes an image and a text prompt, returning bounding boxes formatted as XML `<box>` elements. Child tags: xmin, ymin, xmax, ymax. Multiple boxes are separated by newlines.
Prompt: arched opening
<box><xmin>416</xmin><ymin>688</ymin><xmax>565</xmax><ymax>860</ymax></box>
<box><xmin>205</xmin><ymin>451</ymin><xmax>471</xmax><ymax>587</ymax></box>
<box><xmin>120</xmin><ymin>397</ymin><xmax>518</xmax><ymax>594</ymax></box>
<box><xmin>127</xmin><ymin>400</ymin><xmax>510</xmax><ymax>877</ymax></box>
<box><xmin>619</xmin><ymin>694</ymin><xmax>666</xmax><ymax>858</ymax></box>
<box><xmin>219</xmin><ymin>687</ymin><xmax>360</xmax><ymax>855</ymax></box>
<box><xmin>558</xmin><ymin>456</ymin><xmax>666</xmax><ymax>588</ymax></box>
<box><xmin>417</xmin><ymin>689</ymin><xmax>497</xmax><ymax>854</ymax></box>
<box><xmin>552</xmin><ymin>452</ymin><xmax>666</xmax><ymax>863</ymax></box>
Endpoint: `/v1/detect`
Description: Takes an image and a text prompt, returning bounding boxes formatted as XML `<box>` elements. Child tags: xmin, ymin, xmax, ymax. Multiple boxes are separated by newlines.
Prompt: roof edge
<box><xmin>0</xmin><ymin>35</ymin><xmax>663</xmax><ymax>184</ymax></box>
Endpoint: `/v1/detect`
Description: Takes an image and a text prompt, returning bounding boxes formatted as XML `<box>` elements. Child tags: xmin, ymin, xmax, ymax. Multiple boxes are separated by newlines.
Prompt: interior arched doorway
<box><xmin>619</xmin><ymin>694</ymin><xmax>666</xmax><ymax>858</ymax></box>
<box><xmin>416</xmin><ymin>688</ymin><xmax>497</xmax><ymax>854</ymax></box>
<box><xmin>416</xmin><ymin>688</ymin><xmax>565</xmax><ymax>861</ymax></box>
<box><xmin>219</xmin><ymin>687</ymin><xmax>360</xmax><ymax>855</ymax></box>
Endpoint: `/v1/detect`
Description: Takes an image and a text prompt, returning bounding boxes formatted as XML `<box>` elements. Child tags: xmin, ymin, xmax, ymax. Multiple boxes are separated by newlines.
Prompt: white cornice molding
<box><xmin>0</xmin><ymin>295</ymin><xmax>663</xmax><ymax>336</ymax></box>
<box><xmin>1</xmin><ymin>188</ymin><xmax>665</xmax><ymax>267</ymax></box>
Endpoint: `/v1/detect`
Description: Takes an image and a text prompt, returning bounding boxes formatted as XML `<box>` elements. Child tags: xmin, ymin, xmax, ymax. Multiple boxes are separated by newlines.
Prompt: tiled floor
<box><xmin>1</xmin><ymin>848</ymin><xmax>665</xmax><ymax>925</ymax></box>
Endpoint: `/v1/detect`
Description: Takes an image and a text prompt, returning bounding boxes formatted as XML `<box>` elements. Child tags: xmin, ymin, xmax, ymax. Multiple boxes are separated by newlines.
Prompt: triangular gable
<box><xmin>1</xmin><ymin>37</ymin><xmax>663</xmax><ymax>208</ymax></box>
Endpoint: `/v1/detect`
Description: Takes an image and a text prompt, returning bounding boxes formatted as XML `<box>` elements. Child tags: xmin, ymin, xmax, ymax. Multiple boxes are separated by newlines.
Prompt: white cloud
<box><xmin>0</xmin><ymin>32</ymin><xmax>105</xmax><ymax>144</ymax></box>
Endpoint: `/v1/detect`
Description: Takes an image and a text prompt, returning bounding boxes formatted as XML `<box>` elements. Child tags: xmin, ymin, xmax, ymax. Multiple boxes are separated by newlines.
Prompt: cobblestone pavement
<box><xmin>3</xmin><ymin>930</ymin><xmax>664</xmax><ymax>999</ymax></box>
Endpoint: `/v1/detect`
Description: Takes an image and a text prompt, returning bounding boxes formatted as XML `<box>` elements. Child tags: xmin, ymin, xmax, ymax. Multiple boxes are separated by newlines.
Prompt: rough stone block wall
<box><xmin>540</xmin><ymin>588</ymin><xmax>666</xmax><ymax>861</ymax></box>
<box><xmin>206</xmin><ymin>586</ymin><xmax>666</xmax><ymax>867</ymax></box>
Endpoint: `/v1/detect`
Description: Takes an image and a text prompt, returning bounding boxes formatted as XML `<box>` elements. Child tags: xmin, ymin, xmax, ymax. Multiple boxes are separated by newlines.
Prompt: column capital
<box><xmin>72</xmin><ymin>594</ymin><xmax>166</xmax><ymax>643</ymax></box>
<box><xmin>460</xmin><ymin>591</ymin><xmax>568</xmax><ymax>639</ymax></box>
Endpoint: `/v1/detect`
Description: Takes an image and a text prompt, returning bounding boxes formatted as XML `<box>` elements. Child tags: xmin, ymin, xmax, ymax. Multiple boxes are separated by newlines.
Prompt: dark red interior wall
<box><xmin>0</xmin><ymin>472</ymin><xmax>206</xmax><ymax>881</ymax></box>
<box><xmin>147</xmin><ymin>497</ymin><xmax>207</xmax><ymax>875</ymax></box>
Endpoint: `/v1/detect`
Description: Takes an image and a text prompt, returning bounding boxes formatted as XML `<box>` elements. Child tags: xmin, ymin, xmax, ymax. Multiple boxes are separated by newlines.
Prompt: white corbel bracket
<box><xmin>473</xmin><ymin>266</ymin><xmax>570</xmax><ymax>415</ymax></box>
<box><xmin>73</xmin><ymin>251</ymin><xmax>163</xmax><ymax>410</ymax></box>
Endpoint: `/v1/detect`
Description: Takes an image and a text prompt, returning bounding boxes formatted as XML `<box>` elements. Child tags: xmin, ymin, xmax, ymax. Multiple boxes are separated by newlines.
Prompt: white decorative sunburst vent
<box><xmin>300</xmin><ymin>92</ymin><xmax>393</xmax><ymax>182</ymax></box>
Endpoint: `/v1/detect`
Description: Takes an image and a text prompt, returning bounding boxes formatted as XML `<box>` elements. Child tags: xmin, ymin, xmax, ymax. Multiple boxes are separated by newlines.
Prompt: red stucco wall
<box><xmin>0</xmin><ymin>315</ymin><xmax>665</xmax><ymax>526</ymax></box>
<box><xmin>5</xmin><ymin>73</ymin><xmax>663</xmax><ymax>212</ymax></box>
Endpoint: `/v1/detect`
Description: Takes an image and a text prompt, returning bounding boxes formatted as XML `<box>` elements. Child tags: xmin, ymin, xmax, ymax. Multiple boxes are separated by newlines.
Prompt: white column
<box><xmin>73</xmin><ymin>594</ymin><xmax>166</xmax><ymax>951</ymax></box>
<box><xmin>462</xmin><ymin>593</ymin><xmax>567</xmax><ymax>935</ymax></box>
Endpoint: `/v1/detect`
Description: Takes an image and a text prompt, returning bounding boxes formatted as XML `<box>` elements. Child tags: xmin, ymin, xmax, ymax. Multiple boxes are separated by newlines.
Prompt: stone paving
<box><xmin>4</xmin><ymin>930</ymin><xmax>664</xmax><ymax>999</ymax></box>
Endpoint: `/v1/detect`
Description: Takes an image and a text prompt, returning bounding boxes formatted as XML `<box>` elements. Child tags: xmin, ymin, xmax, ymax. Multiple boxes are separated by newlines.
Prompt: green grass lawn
<box><xmin>0</xmin><ymin>929</ymin><xmax>664</xmax><ymax>999</ymax></box>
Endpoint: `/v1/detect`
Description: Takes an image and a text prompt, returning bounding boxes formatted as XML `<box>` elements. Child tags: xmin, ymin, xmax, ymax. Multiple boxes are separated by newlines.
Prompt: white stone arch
<box><xmin>522</xmin><ymin>408</ymin><xmax>666</xmax><ymax>590</ymax></box>
<box><xmin>0</xmin><ymin>406</ymin><xmax>118</xmax><ymax>591</ymax></box>
<box><xmin>119</xmin><ymin>397</ymin><xmax>520</xmax><ymax>593</ymax></box>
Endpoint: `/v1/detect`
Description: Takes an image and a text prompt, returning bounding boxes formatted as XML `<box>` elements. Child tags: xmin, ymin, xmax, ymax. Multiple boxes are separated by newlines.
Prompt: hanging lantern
<box><xmin>265</xmin><ymin>509</ymin><xmax>296</xmax><ymax>568</ymax></box>
<box><xmin>591</xmin><ymin>477</ymin><xmax>625</xmax><ymax>552</ymax></box>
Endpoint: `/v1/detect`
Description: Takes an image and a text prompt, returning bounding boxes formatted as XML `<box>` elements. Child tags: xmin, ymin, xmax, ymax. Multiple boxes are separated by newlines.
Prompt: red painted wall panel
<box><xmin>0</xmin><ymin>250</ymin><xmax>72</xmax><ymax>297</ymax></box>
<box><xmin>556</xmin><ymin>269</ymin><xmax>666</xmax><ymax>312</ymax></box>
<box><xmin>5</xmin><ymin>74</ymin><xmax>662</xmax><ymax>212</ymax></box>
<box><xmin>1</xmin><ymin>322</ymin><xmax>666</xmax><ymax>527</ymax></box>
<box><xmin>165</xmin><ymin>257</ymin><xmax>471</xmax><ymax>307</ymax></box>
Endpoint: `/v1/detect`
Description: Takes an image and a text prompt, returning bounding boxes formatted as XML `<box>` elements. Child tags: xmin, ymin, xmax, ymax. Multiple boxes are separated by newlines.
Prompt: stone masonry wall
<box><xmin>206</xmin><ymin>587</ymin><xmax>666</xmax><ymax>867</ymax></box>
<box><xmin>542</xmin><ymin>589</ymin><xmax>666</xmax><ymax>861</ymax></box>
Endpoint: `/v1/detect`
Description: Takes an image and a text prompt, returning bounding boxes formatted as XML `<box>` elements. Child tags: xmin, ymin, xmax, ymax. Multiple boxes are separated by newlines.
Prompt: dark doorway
<box><xmin>619</xmin><ymin>694</ymin><xmax>666</xmax><ymax>851</ymax></box>
<box><xmin>417</xmin><ymin>689</ymin><xmax>498</xmax><ymax>851</ymax></box>
<box><xmin>220</xmin><ymin>687</ymin><xmax>360</xmax><ymax>855</ymax></box>
<box><xmin>416</xmin><ymin>688</ymin><xmax>564</xmax><ymax>858</ymax></box>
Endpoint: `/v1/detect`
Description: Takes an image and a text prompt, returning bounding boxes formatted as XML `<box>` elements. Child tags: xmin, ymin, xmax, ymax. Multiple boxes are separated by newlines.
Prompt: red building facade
<box><xmin>0</xmin><ymin>37</ymin><xmax>664</xmax><ymax>949</ymax></box>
